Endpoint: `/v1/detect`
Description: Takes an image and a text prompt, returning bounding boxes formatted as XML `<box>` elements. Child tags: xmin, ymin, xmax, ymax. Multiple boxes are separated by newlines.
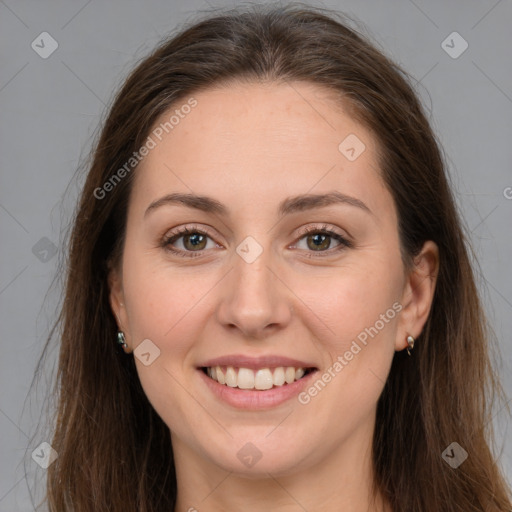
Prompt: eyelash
<box><xmin>160</xmin><ymin>223</ymin><xmax>353</xmax><ymax>259</ymax></box>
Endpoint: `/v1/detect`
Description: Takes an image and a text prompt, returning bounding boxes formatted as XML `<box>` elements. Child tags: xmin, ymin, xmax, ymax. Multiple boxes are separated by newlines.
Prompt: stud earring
<box><xmin>406</xmin><ymin>335</ymin><xmax>415</xmax><ymax>356</ymax></box>
<box><xmin>117</xmin><ymin>331</ymin><xmax>128</xmax><ymax>350</ymax></box>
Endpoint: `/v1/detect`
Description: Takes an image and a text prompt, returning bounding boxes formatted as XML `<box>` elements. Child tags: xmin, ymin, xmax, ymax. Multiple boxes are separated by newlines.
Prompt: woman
<box><xmin>38</xmin><ymin>3</ymin><xmax>511</xmax><ymax>511</ymax></box>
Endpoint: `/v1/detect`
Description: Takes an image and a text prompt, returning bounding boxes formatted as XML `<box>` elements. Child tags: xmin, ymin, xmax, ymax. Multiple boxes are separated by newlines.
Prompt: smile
<box><xmin>201</xmin><ymin>365</ymin><xmax>316</xmax><ymax>390</ymax></box>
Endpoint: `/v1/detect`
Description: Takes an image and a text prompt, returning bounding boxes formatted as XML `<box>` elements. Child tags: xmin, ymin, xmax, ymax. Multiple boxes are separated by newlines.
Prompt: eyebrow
<box><xmin>144</xmin><ymin>191</ymin><xmax>372</xmax><ymax>219</ymax></box>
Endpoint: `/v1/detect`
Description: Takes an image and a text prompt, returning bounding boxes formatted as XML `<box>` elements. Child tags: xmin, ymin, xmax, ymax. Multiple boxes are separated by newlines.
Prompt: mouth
<box><xmin>197</xmin><ymin>354</ymin><xmax>320</xmax><ymax>409</ymax></box>
<box><xmin>199</xmin><ymin>365</ymin><xmax>318</xmax><ymax>391</ymax></box>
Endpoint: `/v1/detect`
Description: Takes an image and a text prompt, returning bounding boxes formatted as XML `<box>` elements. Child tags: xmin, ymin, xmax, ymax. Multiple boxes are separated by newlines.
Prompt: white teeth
<box><xmin>273</xmin><ymin>367</ymin><xmax>285</xmax><ymax>386</ymax></box>
<box><xmin>237</xmin><ymin>368</ymin><xmax>255</xmax><ymax>389</ymax></box>
<box><xmin>255</xmin><ymin>369</ymin><xmax>273</xmax><ymax>390</ymax></box>
<box><xmin>205</xmin><ymin>365</ymin><xmax>312</xmax><ymax>389</ymax></box>
<box><xmin>285</xmin><ymin>367</ymin><xmax>295</xmax><ymax>384</ymax></box>
<box><xmin>225</xmin><ymin>366</ymin><xmax>237</xmax><ymax>387</ymax></box>
<box><xmin>216</xmin><ymin>367</ymin><xmax>225</xmax><ymax>385</ymax></box>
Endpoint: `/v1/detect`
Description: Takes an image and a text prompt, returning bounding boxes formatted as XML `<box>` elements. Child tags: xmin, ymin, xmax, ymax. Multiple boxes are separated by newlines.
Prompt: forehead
<box><xmin>130</xmin><ymin>81</ymin><xmax>390</xmax><ymax>220</ymax></box>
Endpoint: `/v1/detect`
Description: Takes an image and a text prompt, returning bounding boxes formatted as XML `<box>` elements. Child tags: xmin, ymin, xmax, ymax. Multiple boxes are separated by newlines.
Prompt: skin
<box><xmin>109</xmin><ymin>81</ymin><xmax>439</xmax><ymax>512</ymax></box>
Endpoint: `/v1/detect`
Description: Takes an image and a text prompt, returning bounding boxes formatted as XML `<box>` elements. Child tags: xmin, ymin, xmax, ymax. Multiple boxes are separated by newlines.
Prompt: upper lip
<box><xmin>199</xmin><ymin>354</ymin><xmax>318</xmax><ymax>370</ymax></box>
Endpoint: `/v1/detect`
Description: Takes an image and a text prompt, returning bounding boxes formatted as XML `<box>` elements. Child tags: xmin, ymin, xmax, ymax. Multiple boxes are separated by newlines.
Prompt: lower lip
<box><xmin>198</xmin><ymin>368</ymin><xmax>318</xmax><ymax>410</ymax></box>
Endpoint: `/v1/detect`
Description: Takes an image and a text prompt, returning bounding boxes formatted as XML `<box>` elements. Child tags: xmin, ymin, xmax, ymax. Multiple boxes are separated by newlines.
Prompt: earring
<box><xmin>406</xmin><ymin>335</ymin><xmax>415</xmax><ymax>356</ymax></box>
<box><xmin>117</xmin><ymin>331</ymin><xmax>128</xmax><ymax>350</ymax></box>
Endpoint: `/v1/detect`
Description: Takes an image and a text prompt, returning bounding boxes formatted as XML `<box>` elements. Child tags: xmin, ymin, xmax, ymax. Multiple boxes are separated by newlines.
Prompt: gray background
<box><xmin>1</xmin><ymin>0</ymin><xmax>511</xmax><ymax>509</ymax></box>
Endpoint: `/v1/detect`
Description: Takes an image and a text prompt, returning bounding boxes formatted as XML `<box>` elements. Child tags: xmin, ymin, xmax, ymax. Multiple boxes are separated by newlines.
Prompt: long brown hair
<box><xmin>34</xmin><ymin>3</ymin><xmax>511</xmax><ymax>510</ymax></box>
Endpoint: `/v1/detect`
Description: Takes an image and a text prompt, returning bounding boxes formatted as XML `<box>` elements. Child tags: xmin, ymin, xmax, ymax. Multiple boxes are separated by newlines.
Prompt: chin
<box><xmin>196</xmin><ymin>429</ymin><xmax>316</xmax><ymax>477</ymax></box>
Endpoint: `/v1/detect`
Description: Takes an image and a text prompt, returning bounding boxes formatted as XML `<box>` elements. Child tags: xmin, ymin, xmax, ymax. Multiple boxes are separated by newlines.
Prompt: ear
<box><xmin>108</xmin><ymin>263</ymin><xmax>132</xmax><ymax>352</ymax></box>
<box><xmin>396</xmin><ymin>240</ymin><xmax>439</xmax><ymax>351</ymax></box>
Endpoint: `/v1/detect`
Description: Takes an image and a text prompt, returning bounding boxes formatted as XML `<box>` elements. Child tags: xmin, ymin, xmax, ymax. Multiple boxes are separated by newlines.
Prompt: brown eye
<box><xmin>306</xmin><ymin>232</ymin><xmax>333</xmax><ymax>251</ymax></box>
<box><xmin>161</xmin><ymin>226</ymin><xmax>216</xmax><ymax>258</ymax></box>
<box><xmin>181</xmin><ymin>232</ymin><xmax>208</xmax><ymax>251</ymax></box>
<box><xmin>294</xmin><ymin>225</ymin><xmax>353</xmax><ymax>257</ymax></box>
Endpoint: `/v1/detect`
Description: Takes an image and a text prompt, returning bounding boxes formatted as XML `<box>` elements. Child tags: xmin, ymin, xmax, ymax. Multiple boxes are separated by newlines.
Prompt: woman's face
<box><xmin>110</xmin><ymin>81</ymin><xmax>435</xmax><ymax>477</ymax></box>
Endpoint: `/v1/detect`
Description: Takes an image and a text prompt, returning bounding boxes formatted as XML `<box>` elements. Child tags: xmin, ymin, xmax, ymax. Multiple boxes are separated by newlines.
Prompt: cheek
<box><xmin>292</xmin><ymin>254</ymin><xmax>401</xmax><ymax>407</ymax></box>
<box><xmin>295</xmin><ymin>255</ymin><xmax>401</xmax><ymax>350</ymax></box>
<box><xmin>123</xmin><ymin>259</ymin><xmax>208</xmax><ymax>354</ymax></box>
<box><xmin>121</xmin><ymin>257</ymin><xmax>213</xmax><ymax>425</ymax></box>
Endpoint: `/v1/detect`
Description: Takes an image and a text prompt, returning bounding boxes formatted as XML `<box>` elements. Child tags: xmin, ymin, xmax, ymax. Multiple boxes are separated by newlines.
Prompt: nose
<box><xmin>215</xmin><ymin>245</ymin><xmax>293</xmax><ymax>340</ymax></box>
